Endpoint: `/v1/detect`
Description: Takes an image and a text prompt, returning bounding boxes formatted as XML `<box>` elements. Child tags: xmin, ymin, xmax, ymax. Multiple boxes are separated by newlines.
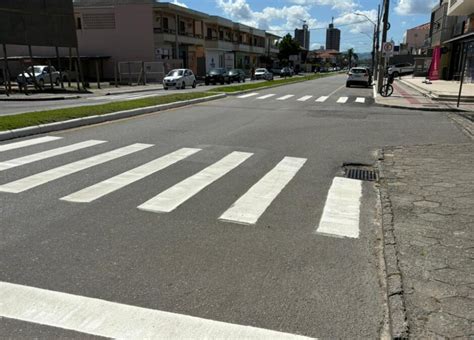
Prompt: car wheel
<box><xmin>38</xmin><ymin>79</ymin><xmax>45</xmax><ymax>89</ymax></box>
<box><xmin>192</xmin><ymin>81</ymin><xmax>196</xmax><ymax>88</ymax></box>
<box><xmin>346</xmin><ymin>82</ymin><xmax>350</xmax><ymax>88</ymax></box>
<box><xmin>243</xmin><ymin>78</ymin><xmax>245</xmax><ymax>83</ymax></box>
<box><xmin>181</xmin><ymin>82</ymin><xmax>186</xmax><ymax>89</ymax></box>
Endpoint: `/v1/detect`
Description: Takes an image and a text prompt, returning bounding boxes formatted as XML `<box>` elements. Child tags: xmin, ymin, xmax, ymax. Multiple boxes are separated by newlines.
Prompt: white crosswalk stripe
<box><xmin>237</xmin><ymin>92</ymin><xmax>259</xmax><ymax>99</ymax></box>
<box><xmin>336</xmin><ymin>97</ymin><xmax>349</xmax><ymax>103</ymax></box>
<box><xmin>315</xmin><ymin>96</ymin><xmax>329</xmax><ymax>102</ymax></box>
<box><xmin>276</xmin><ymin>95</ymin><xmax>294</xmax><ymax>101</ymax></box>
<box><xmin>0</xmin><ymin>136</ymin><xmax>62</xmax><ymax>152</ymax></box>
<box><xmin>0</xmin><ymin>140</ymin><xmax>106</xmax><ymax>171</ymax></box>
<box><xmin>61</xmin><ymin>148</ymin><xmax>201</xmax><ymax>203</ymax></box>
<box><xmin>355</xmin><ymin>97</ymin><xmax>366</xmax><ymax>103</ymax></box>
<box><xmin>297</xmin><ymin>95</ymin><xmax>313</xmax><ymax>102</ymax></box>
<box><xmin>219</xmin><ymin>157</ymin><xmax>307</xmax><ymax>225</ymax></box>
<box><xmin>257</xmin><ymin>94</ymin><xmax>276</xmax><ymax>100</ymax></box>
<box><xmin>316</xmin><ymin>177</ymin><xmax>362</xmax><ymax>238</ymax></box>
<box><xmin>138</xmin><ymin>151</ymin><xmax>253</xmax><ymax>213</ymax></box>
<box><xmin>0</xmin><ymin>143</ymin><xmax>152</xmax><ymax>193</ymax></box>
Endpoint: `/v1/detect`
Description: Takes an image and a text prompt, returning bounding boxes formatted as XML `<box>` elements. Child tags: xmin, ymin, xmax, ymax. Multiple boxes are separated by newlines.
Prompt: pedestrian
<box><xmin>251</xmin><ymin>67</ymin><xmax>255</xmax><ymax>81</ymax></box>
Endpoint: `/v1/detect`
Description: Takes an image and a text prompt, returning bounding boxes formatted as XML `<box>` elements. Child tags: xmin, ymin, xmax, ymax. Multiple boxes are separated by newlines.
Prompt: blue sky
<box><xmin>169</xmin><ymin>0</ymin><xmax>438</xmax><ymax>53</ymax></box>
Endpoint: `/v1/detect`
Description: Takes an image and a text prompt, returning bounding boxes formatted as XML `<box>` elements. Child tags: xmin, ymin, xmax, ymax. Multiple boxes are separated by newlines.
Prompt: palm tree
<box><xmin>347</xmin><ymin>48</ymin><xmax>359</xmax><ymax>68</ymax></box>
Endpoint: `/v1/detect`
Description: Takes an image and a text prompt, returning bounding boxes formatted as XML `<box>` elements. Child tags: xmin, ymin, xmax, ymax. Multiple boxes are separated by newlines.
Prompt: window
<box><xmin>179</xmin><ymin>21</ymin><xmax>185</xmax><ymax>34</ymax></box>
<box><xmin>219</xmin><ymin>31</ymin><xmax>224</xmax><ymax>40</ymax></box>
<box><xmin>76</xmin><ymin>17</ymin><xmax>82</xmax><ymax>30</ymax></box>
<box><xmin>207</xmin><ymin>28</ymin><xmax>212</xmax><ymax>38</ymax></box>
<box><xmin>163</xmin><ymin>17</ymin><xmax>169</xmax><ymax>30</ymax></box>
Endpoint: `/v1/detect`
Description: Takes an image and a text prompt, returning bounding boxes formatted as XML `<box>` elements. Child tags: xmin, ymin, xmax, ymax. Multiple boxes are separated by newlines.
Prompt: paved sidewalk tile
<box><xmin>382</xmin><ymin>143</ymin><xmax>474</xmax><ymax>339</ymax></box>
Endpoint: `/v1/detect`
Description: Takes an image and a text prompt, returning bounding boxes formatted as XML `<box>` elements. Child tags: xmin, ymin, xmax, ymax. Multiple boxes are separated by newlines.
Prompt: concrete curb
<box><xmin>0</xmin><ymin>93</ymin><xmax>226</xmax><ymax>142</ymax></box>
<box><xmin>103</xmin><ymin>87</ymin><xmax>164</xmax><ymax>96</ymax></box>
<box><xmin>373</xmin><ymin>100</ymin><xmax>461</xmax><ymax>112</ymax></box>
<box><xmin>377</xmin><ymin>150</ymin><xmax>410</xmax><ymax>339</ymax></box>
<box><xmin>0</xmin><ymin>95</ymin><xmax>82</xmax><ymax>102</ymax></box>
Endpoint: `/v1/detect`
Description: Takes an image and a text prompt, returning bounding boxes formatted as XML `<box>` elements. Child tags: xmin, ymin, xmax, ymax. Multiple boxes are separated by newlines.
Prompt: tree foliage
<box><xmin>277</xmin><ymin>34</ymin><xmax>301</xmax><ymax>63</ymax></box>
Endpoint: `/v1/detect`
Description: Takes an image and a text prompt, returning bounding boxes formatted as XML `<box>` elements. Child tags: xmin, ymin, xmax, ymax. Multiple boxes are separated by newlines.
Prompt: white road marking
<box><xmin>0</xmin><ymin>281</ymin><xmax>312</xmax><ymax>339</ymax></box>
<box><xmin>355</xmin><ymin>97</ymin><xmax>366</xmax><ymax>103</ymax></box>
<box><xmin>138</xmin><ymin>151</ymin><xmax>253</xmax><ymax>213</ymax></box>
<box><xmin>257</xmin><ymin>94</ymin><xmax>276</xmax><ymax>100</ymax></box>
<box><xmin>0</xmin><ymin>136</ymin><xmax>62</xmax><ymax>152</ymax></box>
<box><xmin>219</xmin><ymin>157</ymin><xmax>307</xmax><ymax>225</ymax></box>
<box><xmin>316</xmin><ymin>177</ymin><xmax>362</xmax><ymax>239</ymax></box>
<box><xmin>61</xmin><ymin>148</ymin><xmax>201</xmax><ymax>203</ymax></box>
<box><xmin>237</xmin><ymin>92</ymin><xmax>259</xmax><ymax>98</ymax></box>
<box><xmin>336</xmin><ymin>97</ymin><xmax>349</xmax><ymax>103</ymax></box>
<box><xmin>297</xmin><ymin>95</ymin><xmax>313</xmax><ymax>102</ymax></box>
<box><xmin>315</xmin><ymin>96</ymin><xmax>329</xmax><ymax>102</ymax></box>
<box><xmin>0</xmin><ymin>140</ymin><xmax>106</xmax><ymax>171</ymax></box>
<box><xmin>0</xmin><ymin>143</ymin><xmax>152</xmax><ymax>193</ymax></box>
<box><xmin>276</xmin><ymin>95</ymin><xmax>295</xmax><ymax>101</ymax></box>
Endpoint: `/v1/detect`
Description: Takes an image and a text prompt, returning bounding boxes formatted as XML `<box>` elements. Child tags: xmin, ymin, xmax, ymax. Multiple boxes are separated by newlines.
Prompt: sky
<box><xmin>168</xmin><ymin>0</ymin><xmax>438</xmax><ymax>53</ymax></box>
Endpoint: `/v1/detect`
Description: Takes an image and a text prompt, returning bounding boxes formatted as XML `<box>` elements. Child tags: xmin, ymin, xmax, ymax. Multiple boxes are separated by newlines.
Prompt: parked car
<box><xmin>346</xmin><ymin>67</ymin><xmax>371</xmax><ymax>88</ymax></box>
<box><xmin>227</xmin><ymin>69</ymin><xmax>246</xmax><ymax>83</ymax></box>
<box><xmin>205</xmin><ymin>68</ymin><xmax>230</xmax><ymax>85</ymax></box>
<box><xmin>280</xmin><ymin>67</ymin><xmax>294</xmax><ymax>77</ymax></box>
<box><xmin>254</xmin><ymin>68</ymin><xmax>274</xmax><ymax>80</ymax></box>
<box><xmin>163</xmin><ymin>69</ymin><xmax>196</xmax><ymax>90</ymax></box>
<box><xmin>17</xmin><ymin>65</ymin><xmax>61</xmax><ymax>88</ymax></box>
<box><xmin>388</xmin><ymin>63</ymin><xmax>414</xmax><ymax>77</ymax></box>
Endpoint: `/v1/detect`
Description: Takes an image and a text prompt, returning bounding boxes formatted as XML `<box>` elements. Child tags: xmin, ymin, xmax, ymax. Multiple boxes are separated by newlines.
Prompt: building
<box><xmin>403</xmin><ymin>23</ymin><xmax>431</xmax><ymax>54</ymax></box>
<box><xmin>325</xmin><ymin>23</ymin><xmax>340</xmax><ymax>52</ymax></box>
<box><xmin>294</xmin><ymin>23</ymin><xmax>310</xmax><ymax>50</ymax></box>
<box><xmin>73</xmin><ymin>0</ymin><xmax>279</xmax><ymax>81</ymax></box>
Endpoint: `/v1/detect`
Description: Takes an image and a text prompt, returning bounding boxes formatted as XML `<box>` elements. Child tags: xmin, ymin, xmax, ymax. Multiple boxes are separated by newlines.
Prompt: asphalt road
<box><xmin>0</xmin><ymin>74</ymin><xmax>469</xmax><ymax>338</ymax></box>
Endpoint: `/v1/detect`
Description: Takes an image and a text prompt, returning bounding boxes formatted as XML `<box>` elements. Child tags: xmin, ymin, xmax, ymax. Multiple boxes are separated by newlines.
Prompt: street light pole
<box><xmin>353</xmin><ymin>12</ymin><xmax>378</xmax><ymax>79</ymax></box>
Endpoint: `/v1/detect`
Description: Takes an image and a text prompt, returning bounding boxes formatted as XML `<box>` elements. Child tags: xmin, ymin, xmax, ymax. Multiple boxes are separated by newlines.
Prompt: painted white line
<box><xmin>315</xmin><ymin>96</ymin><xmax>329</xmax><ymax>102</ymax></box>
<box><xmin>0</xmin><ymin>143</ymin><xmax>152</xmax><ymax>193</ymax></box>
<box><xmin>0</xmin><ymin>136</ymin><xmax>62</xmax><ymax>152</ymax></box>
<box><xmin>276</xmin><ymin>95</ymin><xmax>295</xmax><ymax>101</ymax></box>
<box><xmin>336</xmin><ymin>97</ymin><xmax>349</xmax><ymax>104</ymax></box>
<box><xmin>138</xmin><ymin>151</ymin><xmax>253</xmax><ymax>213</ymax></box>
<box><xmin>316</xmin><ymin>177</ymin><xmax>362</xmax><ymax>239</ymax></box>
<box><xmin>297</xmin><ymin>95</ymin><xmax>313</xmax><ymax>102</ymax></box>
<box><xmin>0</xmin><ymin>281</ymin><xmax>312</xmax><ymax>339</ymax></box>
<box><xmin>61</xmin><ymin>148</ymin><xmax>201</xmax><ymax>203</ymax></box>
<box><xmin>219</xmin><ymin>157</ymin><xmax>306</xmax><ymax>225</ymax></box>
<box><xmin>257</xmin><ymin>94</ymin><xmax>276</xmax><ymax>100</ymax></box>
<box><xmin>237</xmin><ymin>92</ymin><xmax>259</xmax><ymax>98</ymax></box>
<box><xmin>0</xmin><ymin>140</ymin><xmax>106</xmax><ymax>171</ymax></box>
<box><xmin>355</xmin><ymin>97</ymin><xmax>366</xmax><ymax>103</ymax></box>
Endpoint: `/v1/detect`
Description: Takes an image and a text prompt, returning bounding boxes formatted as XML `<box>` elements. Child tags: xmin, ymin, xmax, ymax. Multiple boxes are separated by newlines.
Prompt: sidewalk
<box><xmin>401</xmin><ymin>77</ymin><xmax>474</xmax><ymax>103</ymax></box>
<box><xmin>374</xmin><ymin>79</ymin><xmax>474</xmax><ymax>113</ymax></box>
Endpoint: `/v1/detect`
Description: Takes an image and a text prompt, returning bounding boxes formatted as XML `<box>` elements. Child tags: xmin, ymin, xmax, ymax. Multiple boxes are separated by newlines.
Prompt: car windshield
<box><xmin>26</xmin><ymin>66</ymin><xmax>43</xmax><ymax>74</ymax></box>
<box><xmin>209</xmin><ymin>69</ymin><xmax>224</xmax><ymax>75</ymax></box>
<box><xmin>228</xmin><ymin>69</ymin><xmax>238</xmax><ymax>75</ymax></box>
<box><xmin>167</xmin><ymin>70</ymin><xmax>184</xmax><ymax>77</ymax></box>
<box><xmin>351</xmin><ymin>69</ymin><xmax>366</xmax><ymax>74</ymax></box>
<box><xmin>255</xmin><ymin>69</ymin><xmax>266</xmax><ymax>72</ymax></box>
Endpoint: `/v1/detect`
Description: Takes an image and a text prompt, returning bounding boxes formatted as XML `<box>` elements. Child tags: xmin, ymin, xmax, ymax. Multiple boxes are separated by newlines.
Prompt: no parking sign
<box><xmin>382</xmin><ymin>42</ymin><xmax>394</xmax><ymax>56</ymax></box>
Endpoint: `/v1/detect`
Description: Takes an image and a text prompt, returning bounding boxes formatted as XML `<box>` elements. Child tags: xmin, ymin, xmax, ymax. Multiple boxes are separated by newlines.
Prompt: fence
<box><xmin>117</xmin><ymin>60</ymin><xmax>183</xmax><ymax>85</ymax></box>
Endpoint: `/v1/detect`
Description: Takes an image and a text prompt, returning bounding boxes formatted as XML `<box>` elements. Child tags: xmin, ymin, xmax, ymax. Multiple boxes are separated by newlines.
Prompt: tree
<box><xmin>347</xmin><ymin>48</ymin><xmax>359</xmax><ymax>68</ymax></box>
<box><xmin>277</xmin><ymin>34</ymin><xmax>301</xmax><ymax>65</ymax></box>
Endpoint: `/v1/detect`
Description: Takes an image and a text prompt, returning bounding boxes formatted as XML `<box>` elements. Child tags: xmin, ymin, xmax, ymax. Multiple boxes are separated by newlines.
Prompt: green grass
<box><xmin>210</xmin><ymin>72</ymin><xmax>341</xmax><ymax>93</ymax></box>
<box><xmin>0</xmin><ymin>92</ymin><xmax>216</xmax><ymax>131</ymax></box>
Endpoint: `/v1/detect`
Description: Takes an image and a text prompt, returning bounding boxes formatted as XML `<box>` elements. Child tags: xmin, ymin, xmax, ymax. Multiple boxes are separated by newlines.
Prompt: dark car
<box><xmin>227</xmin><ymin>69</ymin><xmax>246</xmax><ymax>83</ymax></box>
<box><xmin>205</xmin><ymin>68</ymin><xmax>230</xmax><ymax>85</ymax></box>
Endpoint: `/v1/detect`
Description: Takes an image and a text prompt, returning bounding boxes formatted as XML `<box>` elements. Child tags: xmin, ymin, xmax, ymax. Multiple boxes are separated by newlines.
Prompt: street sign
<box><xmin>382</xmin><ymin>42</ymin><xmax>394</xmax><ymax>56</ymax></box>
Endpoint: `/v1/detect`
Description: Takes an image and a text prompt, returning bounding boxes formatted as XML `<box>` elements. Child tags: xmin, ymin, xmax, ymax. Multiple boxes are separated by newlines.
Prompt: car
<box><xmin>388</xmin><ymin>63</ymin><xmax>414</xmax><ymax>77</ymax></box>
<box><xmin>346</xmin><ymin>67</ymin><xmax>371</xmax><ymax>88</ymax></box>
<box><xmin>227</xmin><ymin>69</ymin><xmax>246</xmax><ymax>83</ymax></box>
<box><xmin>163</xmin><ymin>69</ymin><xmax>196</xmax><ymax>90</ymax></box>
<box><xmin>17</xmin><ymin>65</ymin><xmax>61</xmax><ymax>89</ymax></box>
<box><xmin>280</xmin><ymin>67</ymin><xmax>294</xmax><ymax>77</ymax></box>
<box><xmin>254</xmin><ymin>68</ymin><xmax>274</xmax><ymax>80</ymax></box>
<box><xmin>205</xmin><ymin>68</ymin><xmax>230</xmax><ymax>85</ymax></box>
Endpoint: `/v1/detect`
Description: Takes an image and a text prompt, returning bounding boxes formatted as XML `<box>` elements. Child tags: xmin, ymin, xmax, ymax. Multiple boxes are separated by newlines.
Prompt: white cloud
<box><xmin>333</xmin><ymin>10</ymin><xmax>377</xmax><ymax>35</ymax></box>
<box><xmin>310</xmin><ymin>42</ymin><xmax>325</xmax><ymax>50</ymax></box>
<box><xmin>395</xmin><ymin>0</ymin><xmax>437</xmax><ymax>15</ymax></box>
<box><xmin>172</xmin><ymin>0</ymin><xmax>188</xmax><ymax>8</ymax></box>
<box><xmin>290</xmin><ymin>0</ymin><xmax>358</xmax><ymax>11</ymax></box>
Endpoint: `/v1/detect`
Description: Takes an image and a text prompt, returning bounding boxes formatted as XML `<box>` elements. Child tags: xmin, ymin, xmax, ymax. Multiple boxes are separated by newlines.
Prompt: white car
<box><xmin>163</xmin><ymin>69</ymin><xmax>196</xmax><ymax>90</ymax></box>
<box><xmin>388</xmin><ymin>63</ymin><xmax>414</xmax><ymax>77</ymax></box>
<box><xmin>346</xmin><ymin>67</ymin><xmax>371</xmax><ymax>88</ymax></box>
<box><xmin>17</xmin><ymin>65</ymin><xmax>61</xmax><ymax>88</ymax></box>
<box><xmin>254</xmin><ymin>68</ymin><xmax>274</xmax><ymax>81</ymax></box>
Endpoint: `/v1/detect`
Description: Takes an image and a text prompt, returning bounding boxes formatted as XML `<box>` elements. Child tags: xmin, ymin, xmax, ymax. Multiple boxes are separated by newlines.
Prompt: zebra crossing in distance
<box><xmin>236</xmin><ymin>93</ymin><xmax>371</xmax><ymax>105</ymax></box>
<box><xmin>1</xmin><ymin>136</ymin><xmax>364</xmax><ymax>237</ymax></box>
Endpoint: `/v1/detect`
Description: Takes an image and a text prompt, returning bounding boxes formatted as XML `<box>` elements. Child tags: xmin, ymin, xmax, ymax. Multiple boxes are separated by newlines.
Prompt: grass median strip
<box><xmin>210</xmin><ymin>72</ymin><xmax>342</xmax><ymax>93</ymax></box>
<box><xmin>0</xmin><ymin>92</ymin><xmax>216</xmax><ymax>132</ymax></box>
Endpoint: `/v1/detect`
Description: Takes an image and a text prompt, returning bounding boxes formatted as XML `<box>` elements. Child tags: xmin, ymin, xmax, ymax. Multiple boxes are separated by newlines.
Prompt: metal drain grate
<box><xmin>345</xmin><ymin>167</ymin><xmax>378</xmax><ymax>181</ymax></box>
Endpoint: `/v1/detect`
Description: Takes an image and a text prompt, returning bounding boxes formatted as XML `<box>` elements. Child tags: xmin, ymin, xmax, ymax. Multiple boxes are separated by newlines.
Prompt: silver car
<box><xmin>163</xmin><ymin>69</ymin><xmax>196</xmax><ymax>90</ymax></box>
<box><xmin>17</xmin><ymin>65</ymin><xmax>61</xmax><ymax>88</ymax></box>
<box><xmin>254</xmin><ymin>68</ymin><xmax>274</xmax><ymax>81</ymax></box>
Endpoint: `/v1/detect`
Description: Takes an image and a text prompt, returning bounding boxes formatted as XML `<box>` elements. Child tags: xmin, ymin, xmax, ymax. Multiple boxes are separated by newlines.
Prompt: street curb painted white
<box><xmin>0</xmin><ymin>94</ymin><xmax>226</xmax><ymax>142</ymax></box>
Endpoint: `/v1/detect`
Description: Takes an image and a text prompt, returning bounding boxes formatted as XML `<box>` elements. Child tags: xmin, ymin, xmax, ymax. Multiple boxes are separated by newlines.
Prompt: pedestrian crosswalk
<box><xmin>0</xmin><ymin>136</ymin><xmax>364</xmax><ymax>235</ymax></box>
<box><xmin>236</xmin><ymin>93</ymin><xmax>371</xmax><ymax>105</ymax></box>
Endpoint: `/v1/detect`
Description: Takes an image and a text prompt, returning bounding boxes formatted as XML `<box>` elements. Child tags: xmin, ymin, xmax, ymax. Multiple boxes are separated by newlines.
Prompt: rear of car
<box><xmin>227</xmin><ymin>69</ymin><xmax>245</xmax><ymax>83</ymax></box>
<box><xmin>205</xmin><ymin>68</ymin><xmax>229</xmax><ymax>85</ymax></box>
<box><xmin>346</xmin><ymin>67</ymin><xmax>370</xmax><ymax>88</ymax></box>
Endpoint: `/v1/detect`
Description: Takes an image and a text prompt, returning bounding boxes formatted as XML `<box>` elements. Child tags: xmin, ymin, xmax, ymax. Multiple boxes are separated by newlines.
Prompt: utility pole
<box><xmin>378</xmin><ymin>0</ymin><xmax>390</xmax><ymax>93</ymax></box>
<box><xmin>374</xmin><ymin>4</ymin><xmax>381</xmax><ymax>81</ymax></box>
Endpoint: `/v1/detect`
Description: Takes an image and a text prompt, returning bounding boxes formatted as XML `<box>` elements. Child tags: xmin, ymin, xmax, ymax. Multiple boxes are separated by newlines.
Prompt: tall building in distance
<box><xmin>294</xmin><ymin>23</ymin><xmax>310</xmax><ymax>50</ymax></box>
<box><xmin>325</xmin><ymin>19</ymin><xmax>340</xmax><ymax>51</ymax></box>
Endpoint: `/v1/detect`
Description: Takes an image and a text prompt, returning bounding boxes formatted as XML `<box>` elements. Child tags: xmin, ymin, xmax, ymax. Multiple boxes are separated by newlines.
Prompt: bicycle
<box><xmin>379</xmin><ymin>73</ymin><xmax>394</xmax><ymax>97</ymax></box>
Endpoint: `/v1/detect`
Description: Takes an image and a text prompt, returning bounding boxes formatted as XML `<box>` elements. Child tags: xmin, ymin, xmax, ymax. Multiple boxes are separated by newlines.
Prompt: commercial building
<box><xmin>403</xmin><ymin>23</ymin><xmax>431</xmax><ymax>54</ymax></box>
<box><xmin>325</xmin><ymin>23</ymin><xmax>340</xmax><ymax>52</ymax></box>
<box><xmin>294</xmin><ymin>23</ymin><xmax>310</xmax><ymax>50</ymax></box>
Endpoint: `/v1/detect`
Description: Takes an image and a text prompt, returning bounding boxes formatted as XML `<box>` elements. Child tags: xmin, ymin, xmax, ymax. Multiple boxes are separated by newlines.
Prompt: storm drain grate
<box><xmin>345</xmin><ymin>166</ymin><xmax>378</xmax><ymax>181</ymax></box>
